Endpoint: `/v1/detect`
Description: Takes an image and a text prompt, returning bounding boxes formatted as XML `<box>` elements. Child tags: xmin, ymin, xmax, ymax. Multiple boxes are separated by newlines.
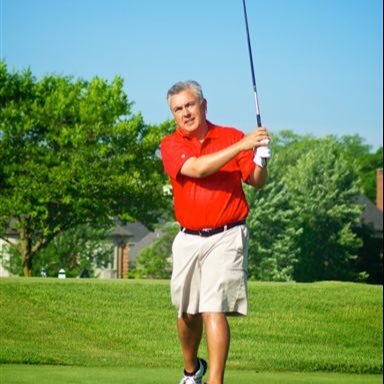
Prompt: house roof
<box><xmin>112</xmin><ymin>222</ymin><xmax>156</xmax><ymax>263</ymax></box>
<box><xmin>129</xmin><ymin>229</ymin><xmax>163</xmax><ymax>263</ymax></box>
<box><xmin>122</xmin><ymin>222</ymin><xmax>151</xmax><ymax>243</ymax></box>
<box><xmin>1</xmin><ymin>218</ymin><xmax>19</xmax><ymax>239</ymax></box>
<box><xmin>107</xmin><ymin>225</ymin><xmax>134</xmax><ymax>239</ymax></box>
<box><xmin>356</xmin><ymin>195</ymin><xmax>383</xmax><ymax>232</ymax></box>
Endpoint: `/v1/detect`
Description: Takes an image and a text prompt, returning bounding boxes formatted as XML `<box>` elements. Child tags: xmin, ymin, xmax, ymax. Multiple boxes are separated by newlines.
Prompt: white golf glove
<box><xmin>253</xmin><ymin>139</ymin><xmax>272</xmax><ymax>168</ymax></box>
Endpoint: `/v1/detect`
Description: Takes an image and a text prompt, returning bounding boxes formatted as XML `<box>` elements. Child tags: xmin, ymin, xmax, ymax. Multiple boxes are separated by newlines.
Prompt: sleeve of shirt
<box><xmin>160</xmin><ymin>136</ymin><xmax>196</xmax><ymax>180</ymax></box>
<box><xmin>235</xmin><ymin>131</ymin><xmax>256</xmax><ymax>182</ymax></box>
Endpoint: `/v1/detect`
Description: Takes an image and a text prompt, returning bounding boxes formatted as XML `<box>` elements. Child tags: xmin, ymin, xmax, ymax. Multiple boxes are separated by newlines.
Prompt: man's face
<box><xmin>169</xmin><ymin>89</ymin><xmax>207</xmax><ymax>135</ymax></box>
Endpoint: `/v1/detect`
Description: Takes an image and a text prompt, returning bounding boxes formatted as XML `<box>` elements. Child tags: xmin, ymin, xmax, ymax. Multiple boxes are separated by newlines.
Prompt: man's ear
<box><xmin>202</xmin><ymin>98</ymin><xmax>208</xmax><ymax>115</ymax></box>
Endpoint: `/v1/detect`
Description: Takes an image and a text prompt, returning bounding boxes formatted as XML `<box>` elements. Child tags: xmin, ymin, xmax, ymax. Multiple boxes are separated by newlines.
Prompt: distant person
<box><xmin>40</xmin><ymin>267</ymin><xmax>47</xmax><ymax>277</ymax></box>
<box><xmin>160</xmin><ymin>81</ymin><xmax>270</xmax><ymax>384</ymax></box>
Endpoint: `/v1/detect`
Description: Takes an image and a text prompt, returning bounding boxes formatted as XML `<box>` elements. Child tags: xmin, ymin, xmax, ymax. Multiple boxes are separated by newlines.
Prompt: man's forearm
<box><xmin>180</xmin><ymin>126</ymin><xmax>270</xmax><ymax>178</ymax></box>
<box><xmin>180</xmin><ymin>141</ymin><xmax>244</xmax><ymax>178</ymax></box>
<box><xmin>247</xmin><ymin>164</ymin><xmax>268</xmax><ymax>188</ymax></box>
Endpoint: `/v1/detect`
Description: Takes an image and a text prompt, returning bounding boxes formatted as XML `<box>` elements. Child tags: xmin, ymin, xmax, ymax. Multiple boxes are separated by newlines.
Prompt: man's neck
<box><xmin>195</xmin><ymin>121</ymin><xmax>209</xmax><ymax>142</ymax></box>
<box><xmin>180</xmin><ymin>120</ymin><xmax>209</xmax><ymax>142</ymax></box>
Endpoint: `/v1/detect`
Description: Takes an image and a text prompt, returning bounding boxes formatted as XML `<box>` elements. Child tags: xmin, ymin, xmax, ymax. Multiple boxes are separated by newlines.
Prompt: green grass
<box><xmin>0</xmin><ymin>365</ymin><xmax>382</xmax><ymax>384</ymax></box>
<box><xmin>0</xmin><ymin>278</ymin><xmax>382</xmax><ymax>376</ymax></box>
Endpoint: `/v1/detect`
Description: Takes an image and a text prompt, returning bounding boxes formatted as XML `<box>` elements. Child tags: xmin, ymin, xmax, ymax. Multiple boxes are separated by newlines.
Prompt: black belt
<box><xmin>181</xmin><ymin>219</ymin><xmax>246</xmax><ymax>237</ymax></box>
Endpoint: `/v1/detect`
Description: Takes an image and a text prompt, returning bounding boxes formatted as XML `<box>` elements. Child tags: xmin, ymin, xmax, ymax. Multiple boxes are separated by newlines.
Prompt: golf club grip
<box><xmin>257</xmin><ymin>113</ymin><xmax>262</xmax><ymax>128</ymax></box>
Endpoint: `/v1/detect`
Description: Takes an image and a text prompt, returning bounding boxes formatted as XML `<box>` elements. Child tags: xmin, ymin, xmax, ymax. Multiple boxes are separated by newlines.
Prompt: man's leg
<box><xmin>177</xmin><ymin>313</ymin><xmax>203</xmax><ymax>373</ymax></box>
<box><xmin>203</xmin><ymin>313</ymin><xmax>230</xmax><ymax>384</ymax></box>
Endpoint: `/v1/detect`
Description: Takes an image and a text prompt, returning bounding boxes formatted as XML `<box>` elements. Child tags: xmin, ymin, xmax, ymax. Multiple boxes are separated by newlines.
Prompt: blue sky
<box><xmin>1</xmin><ymin>0</ymin><xmax>383</xmax><ymax>149</ymax></box>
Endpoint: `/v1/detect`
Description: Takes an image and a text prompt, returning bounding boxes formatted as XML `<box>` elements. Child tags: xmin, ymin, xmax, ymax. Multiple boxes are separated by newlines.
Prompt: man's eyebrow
<box><xmin>172</xmin><ymin>100</ymin><xmax>196</xmax><ymax>111</ymax></box>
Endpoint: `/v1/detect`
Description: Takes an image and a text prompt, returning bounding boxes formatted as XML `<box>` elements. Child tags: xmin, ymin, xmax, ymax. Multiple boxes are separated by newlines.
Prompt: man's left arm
<box><xmin>235</xmin><ymin>128</ymin><xmax>270</xmax><ymax>189</ymax></box>
<box><xmin>246</xmin><ymin>164</ymin><xmax>268</xmax><ymax>188</ymax></box>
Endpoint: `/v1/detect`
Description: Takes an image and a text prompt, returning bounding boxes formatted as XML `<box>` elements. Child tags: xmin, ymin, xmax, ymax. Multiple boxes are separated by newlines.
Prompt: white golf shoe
<box><xmin>179</xmin><ymin>358</ymin><xmax>208</xmax><ymax>384</ymax></box>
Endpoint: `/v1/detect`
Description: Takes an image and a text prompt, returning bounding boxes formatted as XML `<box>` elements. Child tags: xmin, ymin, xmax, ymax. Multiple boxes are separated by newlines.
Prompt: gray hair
<box><xmin>166</xmin><ymin>80</ymin><xmax>204</xmax><ymax>106</ymax></box>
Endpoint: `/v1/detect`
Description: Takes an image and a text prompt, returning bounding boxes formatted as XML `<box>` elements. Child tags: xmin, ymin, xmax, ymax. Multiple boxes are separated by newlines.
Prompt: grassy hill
<box><xmin>0</xmin><ymin>278</ymin><xmax>382</xmax><ymax>374</ymax></box>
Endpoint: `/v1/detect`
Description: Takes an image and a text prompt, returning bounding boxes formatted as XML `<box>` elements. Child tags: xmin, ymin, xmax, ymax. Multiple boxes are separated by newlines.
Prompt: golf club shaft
<box><xmin>242</xmin><ymin>0</ymin><xmax>262</xmax><ymax>127</ymax></box>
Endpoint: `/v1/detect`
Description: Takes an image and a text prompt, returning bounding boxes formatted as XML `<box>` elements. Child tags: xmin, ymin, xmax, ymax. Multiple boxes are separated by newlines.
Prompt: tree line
<box><xmin>0</xmin><ymin>62</ymin><xmax>382</xmax><ymax>282</ymax></box>
<box><xmin>135</xmin><ymin>133</ymin><xmax>382</xmax><ymax>284</ymax></box>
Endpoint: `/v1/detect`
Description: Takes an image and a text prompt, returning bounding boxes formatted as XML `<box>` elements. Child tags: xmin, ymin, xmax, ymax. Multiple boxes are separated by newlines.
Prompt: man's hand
<box><xmin>239</xmin><ymin>127</ymin><xmax>270</xmax><ymax>151</ymax></box>
<box><xmin>254</xmin><ymin>139</ymin><xmax>272</xmax><ymax>168</ymax></box>
<box><xmin>248</xmin><ymin>136</ymin><xmax>270</xmax><ymax>187</ymax></box>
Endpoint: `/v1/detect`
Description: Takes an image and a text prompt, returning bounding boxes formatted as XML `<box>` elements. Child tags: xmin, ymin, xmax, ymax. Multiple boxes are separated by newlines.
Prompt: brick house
<box><xmin>97</xmin><ymin>222</ymin><xmax>162</xmax><ymax>279</ymax></box>
<box><xmin>354</xmin><ymin>169</ymin><xmax>383</xmax><ymax>283</ymax></box>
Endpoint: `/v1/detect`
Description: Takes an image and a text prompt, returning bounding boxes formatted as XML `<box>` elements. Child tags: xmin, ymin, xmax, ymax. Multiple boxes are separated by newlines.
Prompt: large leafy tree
<box><xmin>0</xmin><ymin>62</ymin><xmax>173</xmax><ymax>276</ymax></box>
<box><xmin>247</xmin><ymin>133</ymin><xmax>365</xmax><ymax>282</ymax></box>
<box><xmin>273</xmin><ymin>131</ymin><xmax>382</xmax><ymax>203</ymax></box>
<box><xmin>1</xmin><ymin>224</ymin><xmax>114</xmax><ymax>277</ymax></box>
<box><xmin>245</xmin><ymin>166</ymin><xmax>302</xmax><ymax>281</ymax></box>
<box><xmin>284</xmin><ymin>139</ymin><xmax>363</xmax><ymax>281</ymax></box>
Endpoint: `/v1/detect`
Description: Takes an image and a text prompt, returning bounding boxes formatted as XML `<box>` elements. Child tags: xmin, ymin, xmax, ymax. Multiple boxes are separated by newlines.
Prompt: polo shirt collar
<box><xmin>175</xmin><ymin>120</ymin><xmax>218</xmax><ymax>141</ymax></box>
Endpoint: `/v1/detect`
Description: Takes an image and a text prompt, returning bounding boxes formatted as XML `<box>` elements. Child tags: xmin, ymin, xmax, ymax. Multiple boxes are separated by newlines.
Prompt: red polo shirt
<box><xmin>160</xmin><ymin>121</ymin><xmax>255</xmax><ymax>230</ymax></box>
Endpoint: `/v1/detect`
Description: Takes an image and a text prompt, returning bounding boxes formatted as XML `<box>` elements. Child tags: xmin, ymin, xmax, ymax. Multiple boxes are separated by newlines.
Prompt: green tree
<box><xmin>246</xmin><ymin>132</ymin><xmax>320</xmax><ymax>281</ymax></box>
<box><xmin>270</xmin><ymin>130</ymin><xmax>322</xmax><ymax>177</ymax></box>
<box><xmin>356</xmin><ymin>147</ymin><xmax>383</xmax><ymax>203</ymax></box>
<box><xmin>0</xmin><ymin>62</ymin><xmax>173</xmax><ymax>276</ymax></box>
<box><xmin>247</xmin><ymin>133</ymin><xmax>367</xmax><ymax>282</ymax></box>
<box><xmin>133</xmin><ymin>222</ymin><xmax>179</xmax><ymax>279</ymax></box>
<box><xmin>335</xmin><ymin>134</ymin><xmax>382</xmax><ymax>202</ymax></box>
<box><xmin>272</xmin><ymin>132</ymin><xmax>382</xmax><ymax>203</ymax></box>
<box><xmin>284</xmin><ymin>139</ymin><xmax>363</xmax><ymax>281</ymax></box>
<box><xmin>1</xmin><ymin>224</ymin><xmax>114</xmax><ymax>277</ymax></box>
<box><xmin>246</xmin><ymin>155</ymin><xmax>302</xmax><ymax>281</ymax></box>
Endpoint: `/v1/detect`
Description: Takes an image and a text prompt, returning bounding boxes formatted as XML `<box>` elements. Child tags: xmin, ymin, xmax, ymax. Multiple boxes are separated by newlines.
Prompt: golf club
<box><xmin>242</xmin><ymin>0</ymin><xmax>262</xmax><ymax>128</ymax></box>
<box><xmin>242</xmin><ymin>0</ymin><xmax>270</xmax><ymax>168</ymax></box>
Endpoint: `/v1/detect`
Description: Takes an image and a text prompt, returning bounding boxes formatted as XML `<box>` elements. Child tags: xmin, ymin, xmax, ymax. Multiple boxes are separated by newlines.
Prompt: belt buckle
<box><xmin>199</xmin><ymin>228</ymin><xmax>211</xmax><ymax>237</ymax></box>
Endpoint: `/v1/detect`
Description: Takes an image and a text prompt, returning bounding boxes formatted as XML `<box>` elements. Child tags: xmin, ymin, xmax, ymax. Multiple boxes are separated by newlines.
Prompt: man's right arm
<box><xmin>180</xmin><ymin>127</ymin><xmax>269</xmax><ymax>178</ymax></box>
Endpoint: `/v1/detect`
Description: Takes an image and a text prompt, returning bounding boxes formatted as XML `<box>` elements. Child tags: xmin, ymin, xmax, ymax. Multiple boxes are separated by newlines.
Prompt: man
<box><xmin>160</xmin><ymin>81</ymin><xmax>270</xmax><ymax>384</ymax></box>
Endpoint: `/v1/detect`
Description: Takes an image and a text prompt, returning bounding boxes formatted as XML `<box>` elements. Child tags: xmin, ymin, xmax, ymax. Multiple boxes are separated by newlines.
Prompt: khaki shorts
<box><xmin>171</xmin><ymin>225</ymin><xmax>249</xmax><ymax>318</ymax></box>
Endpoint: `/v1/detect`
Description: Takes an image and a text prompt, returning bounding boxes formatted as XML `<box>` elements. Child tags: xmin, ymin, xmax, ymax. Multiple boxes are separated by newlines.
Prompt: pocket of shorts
<box><xmin>228</xmin><ymin>227</ymin><xmax>248</xmax><ymax>271</ymax></box>
<box><xmin>224</xmin><ymin>268</ymin><xmax>247</xmax><ymax>307</ymax></box>
<box><xmin>238</xmin><ymin>226</ymin><xmax>249</xmax><ymax>270</ymax></box>
<box><xmin>171</xmin><ymin>231</ymin><xmax>182</xmax><ymax>258</ymax></box>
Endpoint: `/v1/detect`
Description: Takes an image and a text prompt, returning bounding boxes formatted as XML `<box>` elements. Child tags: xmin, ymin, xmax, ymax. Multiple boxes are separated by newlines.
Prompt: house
<box><xmin>354</xmin><ymin>169</ymin><xmax>383</xmax><ymax>284</ymax></box>
<box><xmin>376</xmin><ymin>168</ymin><xmax>383</xmax><ymax>212</ymax></box>
<box><xmin>356</xmin><ymin>169</ymin><xmax>383</xmax><ymax>233</ymax></box>
<box><xmin>96</xmin><ymin>222</ymin><xmax>162</xmax><ymax>279</ymax></box>
<box><xmin>0</xmin><ymin>218</ymin><xmax>162</xmax><ymax>278</ymax></box>
<box><xmin>0</xmin><ymin>239</ymin><xmax>11</xmax><ymax>277</ymax></box>
<box><xmin>0</xmin><ymin>224</ymin><xmax>18</xmax><ymax>277</ymax></box>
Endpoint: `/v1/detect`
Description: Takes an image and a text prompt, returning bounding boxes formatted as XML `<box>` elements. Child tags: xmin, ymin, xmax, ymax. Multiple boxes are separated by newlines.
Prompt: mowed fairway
<box><xmin>0</xmin><ymin>278</ymin><xmax>382</xmax><ymax>383</ymax></box>
<box><xmin>0</xmin><ymin>365</ymin><xmax>382</xmax><ymax>384</ymax></box>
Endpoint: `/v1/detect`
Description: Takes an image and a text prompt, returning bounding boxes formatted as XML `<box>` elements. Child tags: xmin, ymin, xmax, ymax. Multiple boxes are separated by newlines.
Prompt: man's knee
<box><xmin>202</xmin><ymin>312</ymin><xmax>227</xmax><ymax>322</ymax></box>
<box><xmin>180</xmin><ymin>312</ymin><xmax>202</xmax><ymax>325</ymax></box>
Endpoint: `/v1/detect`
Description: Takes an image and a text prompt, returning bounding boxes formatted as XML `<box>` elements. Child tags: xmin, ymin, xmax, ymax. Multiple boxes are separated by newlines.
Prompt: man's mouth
<box><xmin>184</xmin><ymin>118</ymin><xmax>194</xmax><ymax>126</ymax></box>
